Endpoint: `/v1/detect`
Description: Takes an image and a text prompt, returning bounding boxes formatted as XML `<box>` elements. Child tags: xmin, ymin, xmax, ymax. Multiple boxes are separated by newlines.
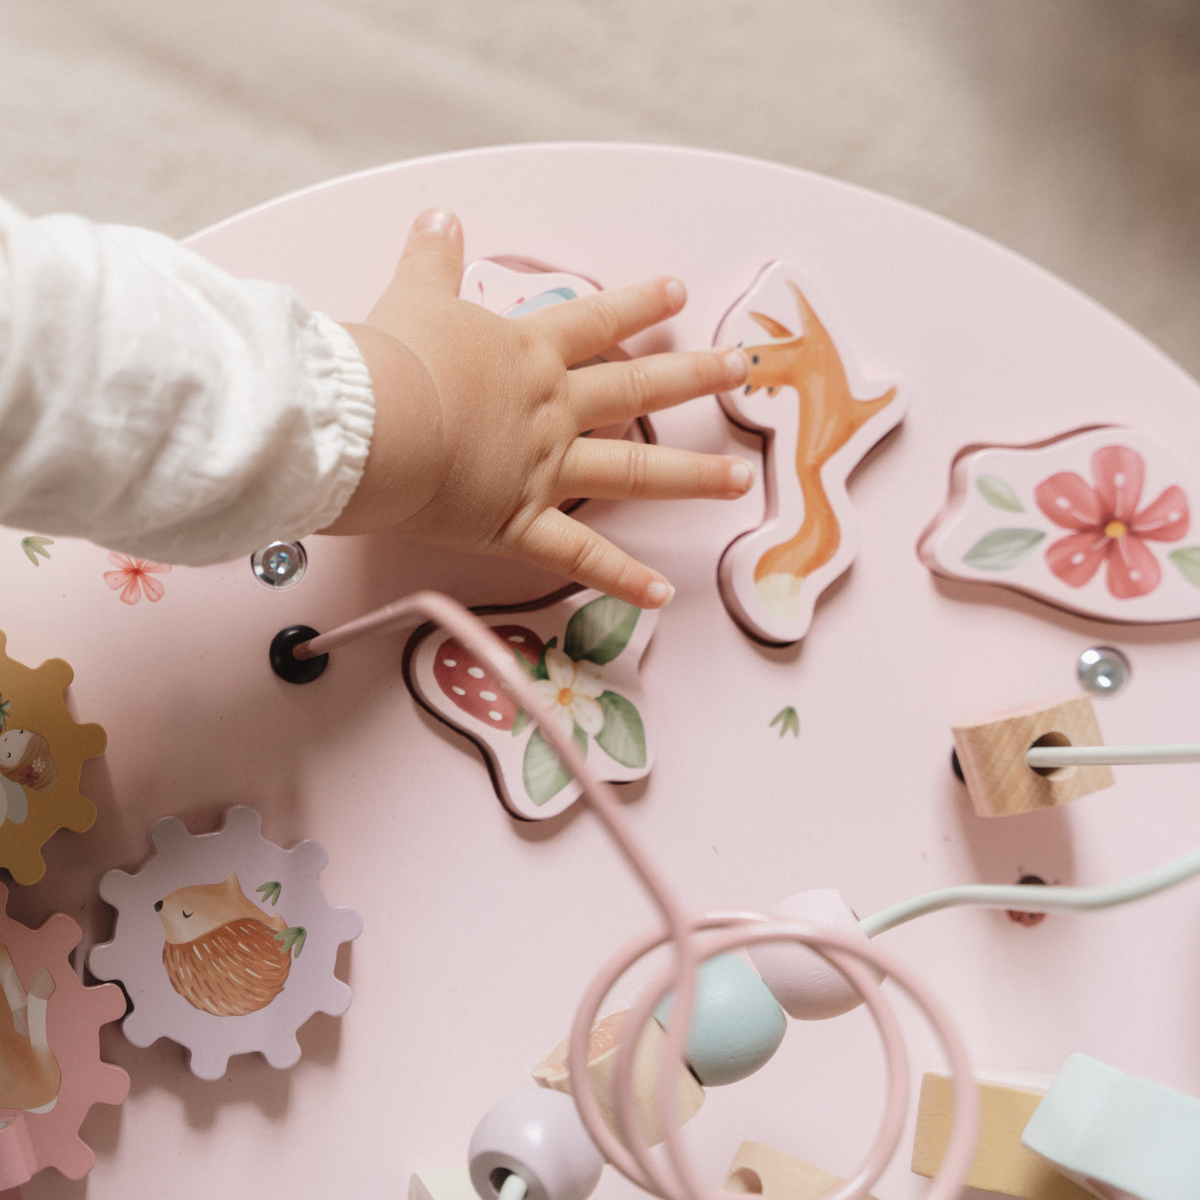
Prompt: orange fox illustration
<box><xmin>742</xmin><ymin>282</ymin><xmax>898</xmax><ymax>621</ymax></box>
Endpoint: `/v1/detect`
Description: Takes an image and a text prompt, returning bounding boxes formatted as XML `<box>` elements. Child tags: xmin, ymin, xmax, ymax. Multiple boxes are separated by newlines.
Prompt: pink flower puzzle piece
<box><xmin>918</xmin><ymin>426</ymin><xmax>1200</xmax><ymax>623</ymax></box>
<box><xmin>89</xmin><ymin>806</ymin><xmax>363</xmax><ymax>1081</ymax></box>
<box><xmin>0</xmin><ymin>883</ymin><xmax>129</xmax><ymax>1189</ymax></box>
<box><xmin>403</xmin><ymin>586</ymin><xmax>657</xmax><ymax>821</ymax></box>
<box><xmin>714</xmin><ymin>262</ymin><xmax>907</xmax><ymax>645</ymax></box>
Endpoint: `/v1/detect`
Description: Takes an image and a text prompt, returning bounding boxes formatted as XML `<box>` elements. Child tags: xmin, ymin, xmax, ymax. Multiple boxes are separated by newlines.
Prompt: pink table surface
<box><xmin>7</xmin><ymin>144</ymin><xmax>1200</xmax><ymax>1200</ymax></box>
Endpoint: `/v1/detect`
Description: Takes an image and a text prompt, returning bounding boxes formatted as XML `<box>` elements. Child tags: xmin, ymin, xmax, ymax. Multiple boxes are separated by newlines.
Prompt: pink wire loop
<box><xmin>294</xmin><ymin>593</ymin><xmax>979</xmax><ymax>1200</ymax></box>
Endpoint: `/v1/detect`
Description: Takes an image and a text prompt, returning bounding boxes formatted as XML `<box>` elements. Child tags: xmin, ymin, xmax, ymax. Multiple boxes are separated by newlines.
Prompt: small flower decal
<box><xmin>1034</xmin><ymin>446</ymin><xmax>1189</xmax><ymax>599</ymax></box>
<box><xmin>531</xmin><ymin>649</ymin><xmax>606</xmax><ymax>737</ymax></box>
<box><xmin>103</xmin><ymin>553</ymin><xmax>171</xmax><ymax>605</ymax></box>
<box><xmin>20</xmin><ymin>536</ymin><xmax>53</xmax><ymax>566</ymax></box>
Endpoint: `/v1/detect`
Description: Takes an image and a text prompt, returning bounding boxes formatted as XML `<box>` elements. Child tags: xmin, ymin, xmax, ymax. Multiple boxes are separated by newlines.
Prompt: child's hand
<box><xmin>331</xmin><ymin>209</ymin><xmax>751</xmax><ymax>608</ymax></box>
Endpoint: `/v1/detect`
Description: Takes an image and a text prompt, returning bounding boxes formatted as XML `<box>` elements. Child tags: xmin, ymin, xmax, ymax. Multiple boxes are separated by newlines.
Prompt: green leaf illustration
<box><xmin>770</xmin><ymin>706</ymin><xmax>800</xmax><ymax>738</ymax></box>
<box><xmin>963</xmin><ymin>528</ymin><xmax>1045</xmax><ymax>571</ymax></box>
<box><xmin>511</xmin><ymin>708</ymin><xmax>532</xmax><ymax>736</ymax></box>
<box><xmin>564</xmin><ymin>596</ymin><xmax>640</xmax><ymax>664</ymax></box>
<box><xmin>0</xmin><ymin>696</ymin><xmax>10</xmax><ymax>732</ymax></box>
<box><xmin>595</xmin><ymin>691</ymin><xmax>646</xmax><ymax>768</ymax></box>
<box><xmin>523</xmin><ymin>722</ymin><xmax>588</xmax><ymax>805</ymax></box>
<box><xmin>1169</xmin><ymin>547</ymin><xmax>1200</xmax><ymax>588</ymax></box>
<box><xmin>274</xmin><ymin>926</ymin><xmax>307</xmax><ymax>958</ymax></box>
<box><xmin>256</xmin><ymin>880</ymin><xmax>282</xmax><ymax>907</ymax></box>
<box><xmin>976</xmin><ymin>476</ymin><xmax>1024</xmax><ymax>513</ymax></box>
<box><xmin>20</xmin><ymin>536</ymin><xmax>53</xmax><ymax>566</ymax></box>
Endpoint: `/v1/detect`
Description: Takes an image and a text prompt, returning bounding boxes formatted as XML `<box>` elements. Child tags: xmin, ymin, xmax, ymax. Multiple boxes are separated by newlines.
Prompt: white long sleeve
<box><xmin>0</xmin><ymin>197</ymin><xmax>375</xmax><ymax>566</ymax></box>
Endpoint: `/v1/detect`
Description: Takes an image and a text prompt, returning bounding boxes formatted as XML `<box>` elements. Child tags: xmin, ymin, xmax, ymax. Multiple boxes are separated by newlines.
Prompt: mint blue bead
<box><xmin>653</xmin><ymin>954</ymin><xmax>787</xmax><ymax>1086</ymax></box>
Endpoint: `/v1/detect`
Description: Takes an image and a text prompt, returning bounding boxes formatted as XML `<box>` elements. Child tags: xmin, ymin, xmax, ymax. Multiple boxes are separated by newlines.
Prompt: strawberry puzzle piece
<box><xmin>404</xmin><ymin>586</ymin><xmax>657</xmax><ymax>820</ymax></box>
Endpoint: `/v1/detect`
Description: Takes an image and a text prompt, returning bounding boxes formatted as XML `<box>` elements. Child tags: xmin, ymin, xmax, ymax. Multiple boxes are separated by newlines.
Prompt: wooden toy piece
<box><xmin>0</xmin><ymin>630</ymin><xmax>106</xmax><ymax>885</ymax></box>
<box><xmin>653</xmin><ymin>954</ymin><xmax>786</xmax><ymax>1086</ymax></box>
<box><xmin>469</xmin><ymin>1090</ymin><xmax>604</xmax><ymax>1200</ymax></box>
<box><xmin>0</xmin><ymin>882</ymin><xmax>129</xmax><ymax>1185</ymax></box>
<box><xmin>952</xmin><ymin>693</ymin><xmax>1114</xmax><ymax>818</ymax></box>
<box><xmin>918</xmin><ymin>427</ymin><xmax>1200</xmax><ymax>624</ymax></box>
<box><xmin>531</xmin><ymin>1008</ymin><xmax>704</xmax><ymax>1149</ymax></box>
<box><xmin>409</xmin><ymin>1167</ymin><xmax>482</xmax><ymax>1200</ymax></box>
<box><xmin>714</xmin><ymin>260</ymin><xmax>905</xmax><ymax>645</ymax></box>
<box><xmin>89</xmin><ymin>806</ymin><xmax>363</xmax><ymax>1081</ymax></box>
<box><xmin>913</xmin><ymin>1072</ymin><xmax>1093</xmax><ymax>1199</ymax></box>
<box><xmin>721</xmin><ymin>1140</ymin><xmax>879</xmax><ymax>1200</ymax></box>
<box><xmin>1020</xmin><ymin>1053</ymin><xmax>1200</xmax><ymax>1200</ymax></box>
<box><xmin>747</xmin><ymin>889</ymin><xmax>880</xmax><ymax>1020</ymax></box>
<box><xmin>405</xmin><ymin>586</ymin><xmax>658</xmax><ymax>821</ymax></box>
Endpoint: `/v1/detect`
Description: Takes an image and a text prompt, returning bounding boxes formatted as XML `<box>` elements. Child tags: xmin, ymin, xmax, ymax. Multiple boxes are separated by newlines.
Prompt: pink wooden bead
<box><xmin>468</xmin><ymin>1089</ymin><xmax>604</xmax><ymax>1200</ymax></box>
<box><xmin>747</xmin><ymin>889</ymin><xmax>882</xmax><ymax>1020</ymax></box>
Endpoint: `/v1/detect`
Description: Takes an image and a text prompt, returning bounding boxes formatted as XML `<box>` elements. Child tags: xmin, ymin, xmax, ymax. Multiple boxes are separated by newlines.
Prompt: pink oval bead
<box><xmin>747</xmin><ymin>889</ymin><xmax>883</xmax><ymax>1020</ymax></box>
<box><xmin>468</xmin><ymin>1089</ymin><xmax>604</xmax><ymax>1200</ymax></box>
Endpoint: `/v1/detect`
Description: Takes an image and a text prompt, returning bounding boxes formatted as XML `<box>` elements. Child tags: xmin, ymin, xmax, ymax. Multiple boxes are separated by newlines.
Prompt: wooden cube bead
<box><xmin>952</xmin><ymin>694</ymin><xmax>1113</xmax><ymax>818</ymax></box>
<box><xmin>531</xmin><ymin>1009</ymin><xmax>704</xmax><ymax>1149</ymax></box>
<box><xmin>912</xmin><ymin>1073</ymin><xmax>1093</xmax><ymax>1199</ymax></box>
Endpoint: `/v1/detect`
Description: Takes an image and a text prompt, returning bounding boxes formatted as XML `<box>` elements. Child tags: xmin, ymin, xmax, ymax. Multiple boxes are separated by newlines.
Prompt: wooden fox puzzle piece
<box><xmin>714</xmin><ymin>262</ymin><xmax>906</xmax><ymax>645</ymax></box>
<box><xmin>0</xmin><ymin>630</ymin><xmax>105</xmax><ymax>885</ymax></box>
<box><xmin>0</xmin><ymin>883</ymin><xmax>128</xmax><ymax>1188</ymax></box>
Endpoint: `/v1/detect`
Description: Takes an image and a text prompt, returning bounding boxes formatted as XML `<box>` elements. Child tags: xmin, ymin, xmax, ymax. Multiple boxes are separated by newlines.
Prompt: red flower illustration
<box><xmin>103</xmin><ymin>553</ymin><xmax>171</xmax><ymax>605</ymax></box>
<box><xmin>1034</xmin><ymin>445</ymin><xmax>1188</xmax><ymax>599</ymax></box>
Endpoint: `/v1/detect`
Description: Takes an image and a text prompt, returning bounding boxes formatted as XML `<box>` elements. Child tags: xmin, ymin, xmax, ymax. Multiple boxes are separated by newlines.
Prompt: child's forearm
<box><xmin>0</xmin><ymin>195</ymin><xmax>374</xmax><ymax>565</ymax></box>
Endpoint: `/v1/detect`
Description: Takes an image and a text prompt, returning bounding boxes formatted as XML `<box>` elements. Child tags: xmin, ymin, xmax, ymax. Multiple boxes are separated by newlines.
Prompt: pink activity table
<box><xmin>6</xmin><ymin>144</ymin><xmax>1200</xmax><ymax>1199</ymax></box>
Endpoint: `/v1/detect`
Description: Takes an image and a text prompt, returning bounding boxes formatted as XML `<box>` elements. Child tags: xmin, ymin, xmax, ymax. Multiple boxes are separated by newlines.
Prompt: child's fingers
<box><xmin>529</xmin><ymin>277</ymin><xmax>687</xmax><ymax>366</ymax></box>
<box><xmin>570</xmin><ymin>347</ymin><xmax>747</xmax><ymax>429</ymax></box>
<box><xmin>388</xmin><ymin>208</ymin><xmax>464</xmax><ymax>296</ymax></box>
<box><xmin>512</xmin><ymin>507</ymin><xmax>675</xmax><ymax>609</ymax></box>
<box><xmin>558</xmin><ymin>440</ymin><xmax>754</xmax><ymax>502</ymax></box>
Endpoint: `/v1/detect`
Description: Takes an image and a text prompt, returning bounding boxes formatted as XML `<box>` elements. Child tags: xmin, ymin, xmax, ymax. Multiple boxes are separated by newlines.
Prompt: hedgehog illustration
<box><xmin>155</xmin><ymin>873</ymin><xmax>305</xmax><ymax>1018</ymax></box>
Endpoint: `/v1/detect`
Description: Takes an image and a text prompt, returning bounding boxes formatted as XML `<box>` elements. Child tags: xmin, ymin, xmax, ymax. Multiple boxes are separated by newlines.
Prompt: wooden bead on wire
<box><xmin>653</xmin><ymin>953</ymin><xmax>786</xmax><ymax>1086</ymax></box>
<box><xmin>747</xmin><ymin>889</ymin><xmax>880</xmax><ymax>1020</ymax></box>
<box><xmin>468</xmin><ymin>1090</ymin><xmax>603</xmax><ymax>1200</ymax></box>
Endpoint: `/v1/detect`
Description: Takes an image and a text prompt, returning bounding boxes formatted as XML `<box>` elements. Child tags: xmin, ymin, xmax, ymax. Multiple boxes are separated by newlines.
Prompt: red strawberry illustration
<box><xmin>433</xmin><ymin>626</ymin><xmax>545</xmax><ymax>731</ymax></box>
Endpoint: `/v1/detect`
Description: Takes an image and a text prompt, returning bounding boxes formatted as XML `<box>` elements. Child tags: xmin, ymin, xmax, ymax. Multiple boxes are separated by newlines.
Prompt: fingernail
<box><xmin>414</xmin><ymin>208</ymin><xmax>455</xmax><ymax>236</ymax></box>
<box><xmin>665</xmin><ymin>278</ymin><xmax>686</xmax><ymax>309</ymax></box>
<box><xmin>718</xmin><ymin>346</ymin><xmax>748</xmax><ymax>382</ymax></box>
<box><xmin>646</xmin><ymin>580</ymin><xmax>675</xmax><ymax>608</ymax></box>
<box><xmin>730</xmin><ymin>458</ymin><xmax>754</xmax><ymax>493</ymax></box>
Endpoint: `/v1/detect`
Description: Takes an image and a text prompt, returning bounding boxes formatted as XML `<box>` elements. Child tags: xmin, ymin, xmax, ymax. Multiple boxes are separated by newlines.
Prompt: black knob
<box><xmin>270</xmin><ymin>625</ymin><xmax>329</xmax><ymax>684</ymax></box>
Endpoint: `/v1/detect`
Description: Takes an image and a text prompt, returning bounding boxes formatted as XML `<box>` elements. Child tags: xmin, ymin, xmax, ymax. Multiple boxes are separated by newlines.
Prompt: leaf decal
<box><xmin>256</xmin><ymin>880</ymin><xmax>282</xmax><ymax>907</ymax></box>
<box><xmin>595</xmin><ymin>691</ymin><xmax>646</xmax><ymax>768</ymax></box>
<box><xmin>523</xmin><ymin>722</ymin><xmax>588</xmax><ymax>805</ymax></box>
<box><xmin>770</xmin><ymin>706</ymin><xmax>799</xmax><ymax>738</ymax></box>
<box><xmin>274</xmin><ymin>926</ymin><xmax>307</xmax><ymax>958</ymax></box>
<box><xmin>963</xmin><ymin>528</ymin><xmax>1045</xmax><ymax>570</ymax></box>
<box><xmin>1169</xmin><ymin>547</ymin><xmax>1200</xmax><ymax>588</ymax></box>
<box><xmin>976</xmin><ymin>476</ymin><xmax>1024</xmax><ymax>512</ymax></box>
<box><xmin>564</xmin><ymin>596</ymin><xmax>640</xmax><ymax>664</ymax></box>
<box><xmin>21</xmin><ymin>536</ymin><xmax>53</xmax><ymax>566</ymax></box>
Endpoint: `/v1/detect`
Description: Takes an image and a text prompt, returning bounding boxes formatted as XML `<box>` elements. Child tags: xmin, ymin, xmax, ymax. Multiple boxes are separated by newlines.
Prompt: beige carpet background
<box><xmin>2</xmin><ymin>0</ymin><xmax>1198</xmax><ymax>377</ymax></box>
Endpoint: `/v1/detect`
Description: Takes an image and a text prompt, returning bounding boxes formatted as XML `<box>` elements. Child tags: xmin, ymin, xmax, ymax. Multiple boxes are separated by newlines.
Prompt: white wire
<box><xmin>1026</xmin><ymin>743</ymin><xmax>1200</xmax><ymax>768</ymax></box>
<box><xmin>497</xmin><ymin>1174</ymin><xmax>528</xmax><ymax>1200</ymax></box>
<box><xmin>860</xmin><ymin>842</ymin><xmax>1200</xmax><ymax>938</ymax></box>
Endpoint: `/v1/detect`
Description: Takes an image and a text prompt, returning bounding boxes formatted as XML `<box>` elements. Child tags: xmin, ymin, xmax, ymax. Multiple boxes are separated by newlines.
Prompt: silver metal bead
<box><xmin>1077</xmin><ymin>646</ymin><xmax>1129</xmax><ymax>698</ymax></box>
<box><xmin>251</xmin><ymin>541</ymin><xmax>307</xmax><ymax>589</ymax></box>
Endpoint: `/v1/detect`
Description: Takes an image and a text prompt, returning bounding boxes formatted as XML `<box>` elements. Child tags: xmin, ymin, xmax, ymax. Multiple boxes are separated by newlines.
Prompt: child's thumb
<box><xmin>391</xmin><ymin>208</ymin><xmax>464</xmax><ymax>294</ymax></box>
